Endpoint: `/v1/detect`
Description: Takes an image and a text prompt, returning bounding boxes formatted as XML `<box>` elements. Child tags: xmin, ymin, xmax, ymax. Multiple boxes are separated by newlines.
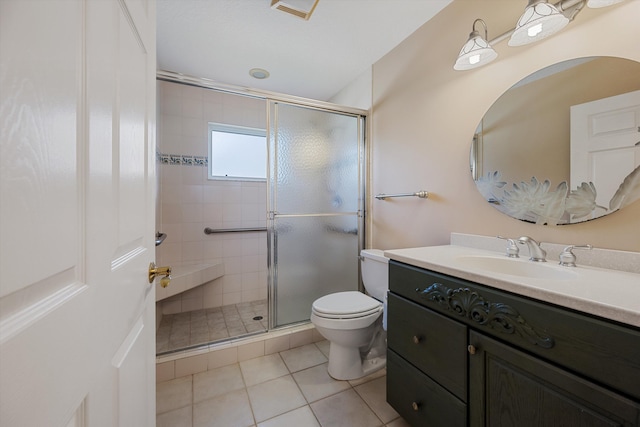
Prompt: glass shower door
<box><xmin>268</xmin><ymin>101</ymin><xmax>364</xmax><ymax>328</ymax></box>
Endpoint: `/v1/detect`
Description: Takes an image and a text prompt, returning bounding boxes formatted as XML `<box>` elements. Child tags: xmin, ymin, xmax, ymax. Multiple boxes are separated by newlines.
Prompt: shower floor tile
<box><xmin>157</xmin><ymin>300</ymin><xmax>268</xmax><ymax>354</ymax></box>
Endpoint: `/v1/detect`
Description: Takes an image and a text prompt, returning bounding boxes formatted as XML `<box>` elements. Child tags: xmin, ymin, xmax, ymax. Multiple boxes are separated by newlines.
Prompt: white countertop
<box><xmin>385</xmin><ymin>245</ymin><xmax>640</xmax><ymax>328</ymax></box>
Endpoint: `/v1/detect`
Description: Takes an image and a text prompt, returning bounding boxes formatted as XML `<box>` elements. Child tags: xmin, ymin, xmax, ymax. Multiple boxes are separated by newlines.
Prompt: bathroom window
<box><xmin>208</xmin><ymin>123</ymin><xmax>266</xmax><ymax>181</ymax></box>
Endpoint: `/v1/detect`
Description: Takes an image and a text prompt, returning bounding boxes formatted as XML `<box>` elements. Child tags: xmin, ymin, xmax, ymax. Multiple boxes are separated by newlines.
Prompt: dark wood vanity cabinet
<box><xmin>387</xmin><ymin>260</ymin><xmax>640</xmax><ymax>427</ymax></box>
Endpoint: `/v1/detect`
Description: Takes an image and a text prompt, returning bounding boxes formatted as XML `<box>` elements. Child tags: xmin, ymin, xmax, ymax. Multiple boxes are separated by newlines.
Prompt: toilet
<box><xmin>310</xmin><ymin>249</ymin><xmax>389</xmax><ymax>380</ymax></box>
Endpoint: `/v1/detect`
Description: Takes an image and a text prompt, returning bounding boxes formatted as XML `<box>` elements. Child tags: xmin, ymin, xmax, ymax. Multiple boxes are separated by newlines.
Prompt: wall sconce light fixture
<box><xmin>454</xmin><ymin>19</ymin><xmax>498</xmax><ymax>70</ymax></box>
<box><xmin>454</xmin><ymin>0</ymin><xmax>625</xmax><ymax>70</ymax></box>
<box><xmin>509</xmin><ymin>0</ymin><xmax>569</xmax><ymax>46</ymax></box>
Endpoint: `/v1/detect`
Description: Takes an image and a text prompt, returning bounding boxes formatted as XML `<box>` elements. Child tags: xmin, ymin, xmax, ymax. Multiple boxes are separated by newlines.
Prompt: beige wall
<box><xmin>329</xmin><ymin>67</ymin><xmax>373</xmax><ymax>110</ymax></box>
<box><xmin>370</xmin><ymin>0</ymin><xmax>640</xmax><ymax>252</ymax></box>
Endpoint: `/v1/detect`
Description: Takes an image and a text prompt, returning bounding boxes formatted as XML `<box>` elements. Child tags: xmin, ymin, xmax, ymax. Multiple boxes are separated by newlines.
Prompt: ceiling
<box><xmin>156</xmin><ymin>0</ymin><xmax>453</xmax><ymax>102</ymax></box>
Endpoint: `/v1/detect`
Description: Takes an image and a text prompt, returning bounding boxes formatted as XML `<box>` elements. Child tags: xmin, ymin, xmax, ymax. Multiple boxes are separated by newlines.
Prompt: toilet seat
<box><xmin>312</xmin><ymin>291</ymin><xmax>382</xmax><ymax>319</ymax></box>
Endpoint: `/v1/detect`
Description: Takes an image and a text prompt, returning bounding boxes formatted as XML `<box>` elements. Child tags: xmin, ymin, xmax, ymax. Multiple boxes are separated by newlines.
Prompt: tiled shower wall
<box><xmin>156</xmin><ymin>80</ymin><xmax>268</xmax><ymax>315</ymax></box>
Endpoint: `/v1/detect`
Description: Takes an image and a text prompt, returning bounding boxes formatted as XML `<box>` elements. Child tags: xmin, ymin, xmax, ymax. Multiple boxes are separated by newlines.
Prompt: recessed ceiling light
<box><xmin>249</xmin><ymin>68</ymin><xmax>270</xmax><ymax>79</ymax></box>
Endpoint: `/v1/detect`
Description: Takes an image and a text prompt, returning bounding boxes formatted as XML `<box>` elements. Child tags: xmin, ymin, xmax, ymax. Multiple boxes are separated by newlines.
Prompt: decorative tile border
<box><xmin>157</xmin><ymin>151</ymin><xmax>208</xmax><ymax>167</ymax></box>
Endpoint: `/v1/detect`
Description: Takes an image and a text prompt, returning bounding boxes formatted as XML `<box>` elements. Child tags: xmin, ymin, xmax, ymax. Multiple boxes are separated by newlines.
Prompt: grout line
<box><xmin>237</xmin><ymin>360</ymin><xmax>258</xmax><ymax>427</ymax></box>
<box><xmin>352</xmin><ymin>378</ymin><xmax>386</xmax><ymax>426</ymax></box>
<box><xmin>191</xmin><ymin>374</ymin><xmax>195</xmax><ymax>427</ymax></box>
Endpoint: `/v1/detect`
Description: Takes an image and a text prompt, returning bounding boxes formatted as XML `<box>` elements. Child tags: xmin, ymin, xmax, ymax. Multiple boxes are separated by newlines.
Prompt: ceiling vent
<box><xmin>271</xmin><ymin>0</ymin><xmax>320</xmax><ymax>20</ymax></box>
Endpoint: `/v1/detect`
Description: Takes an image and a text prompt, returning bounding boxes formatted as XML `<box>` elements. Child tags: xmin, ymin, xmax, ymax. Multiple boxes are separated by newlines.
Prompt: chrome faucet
<box><xmin>517</xmin><ymin>236</ymin><xmax>547</xmax><ymax>262</ymax></box>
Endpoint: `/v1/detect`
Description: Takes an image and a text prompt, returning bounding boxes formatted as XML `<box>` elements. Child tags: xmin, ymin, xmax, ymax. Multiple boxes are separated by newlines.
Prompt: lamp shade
<box><xmin>508</xmin><ymin>0</ymin><xmax>569</xmax><ymax>46</ymax></box>
<box><xmin>454</xmin><ymin>20</ymin><xmax>497</xmax><ymax>71</ymax></box>
<box><xmin>454</xmin><ymin>31</ymin><xmax>498</xmax><ymax>70</ymax></box>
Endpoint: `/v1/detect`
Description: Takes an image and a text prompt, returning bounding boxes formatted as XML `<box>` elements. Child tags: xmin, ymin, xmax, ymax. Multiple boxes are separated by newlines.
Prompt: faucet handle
<box><xmin>497</xmin><ymin>236</ymin><xmax>519</xmax><ymax>258</ymax></box>
<box><xmin>559</xmin><ymin>244</ymin><xmax>593</xmax><ymax>267</ymax></box>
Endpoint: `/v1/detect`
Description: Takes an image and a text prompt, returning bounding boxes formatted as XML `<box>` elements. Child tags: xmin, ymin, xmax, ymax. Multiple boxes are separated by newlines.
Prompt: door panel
<box><xmin>273</xmin><ymin>215</ymin><xmax>359</xmax><ymax>325</ymax></box>
<box><xmin>0</xmin><ymin>0</ymin><xmax>157</xmax><ymax>424</ymax></box>
<box><xmin>268</xmin><ymin>102</ymin><xmax>364</xmax><ymax>328</ymax></box>
<box><xmin>271</xmin><ymin>103</ymin><xmax>360</xmax><ymax>214</ymax></box>
<box><xmin>0</xmin><ymin>1</ymin><xmax>89</xmax><ymax>425</ymax></box>
<box><xmin>0</xmin><ymin>0</ymin><xmax>82</xmax><ymax>310</ymax></box>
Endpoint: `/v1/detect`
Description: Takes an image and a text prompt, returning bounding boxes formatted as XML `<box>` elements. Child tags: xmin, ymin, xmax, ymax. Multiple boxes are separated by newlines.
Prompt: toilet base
<box><xmin>327</xmin><ymin>342</ymin><xmax>386</xmax><ymax>380</ymax></box>
<box><xmin>326</xmin><ymin>328</ymin><xmax>387</xmax><ymax>381</ymax></box>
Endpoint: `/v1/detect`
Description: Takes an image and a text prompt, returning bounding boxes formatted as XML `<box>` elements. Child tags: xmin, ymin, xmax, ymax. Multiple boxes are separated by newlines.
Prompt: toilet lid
<box><xmin>312</xmin><ymin>291</ymin><xmax>382</xmax><ymax>318</ymax></box>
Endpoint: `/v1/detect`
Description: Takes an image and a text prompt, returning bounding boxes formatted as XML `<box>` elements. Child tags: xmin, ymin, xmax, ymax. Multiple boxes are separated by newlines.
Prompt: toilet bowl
<box><xmin>310</xmin><ymin>249</ymin><xmax>389</xmax><ymax>380</ymax></box>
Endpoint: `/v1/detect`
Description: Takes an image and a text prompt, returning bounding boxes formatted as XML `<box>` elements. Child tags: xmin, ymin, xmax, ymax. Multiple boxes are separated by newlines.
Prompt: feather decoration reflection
<box><xmin>609</xmin><ymin>165</ymin><xmax>640</xmax><ymax>211</ymax></box>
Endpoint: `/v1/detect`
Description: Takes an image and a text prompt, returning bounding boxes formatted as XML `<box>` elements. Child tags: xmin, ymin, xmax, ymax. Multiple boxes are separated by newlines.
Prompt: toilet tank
<box><xmin>360</xmin><ymin>249</ymin><xmax>389</xmax><ymax>302</ymax></box>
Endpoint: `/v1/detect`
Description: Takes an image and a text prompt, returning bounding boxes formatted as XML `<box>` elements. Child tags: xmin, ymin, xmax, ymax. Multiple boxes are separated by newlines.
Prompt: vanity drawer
<box><xmin>390</xmin><ymin>260</ymin><xmax>640</xmax><ymax>401</ymax></box>
<box><xmin>387</xmin><ymin>350</ymin><xmax>466</xmax><ymax>427</ymax></box>
<box><xmin>387</xmin><ymin>293</ymin><xmax>467</xmax><ymax>401</ymax></box>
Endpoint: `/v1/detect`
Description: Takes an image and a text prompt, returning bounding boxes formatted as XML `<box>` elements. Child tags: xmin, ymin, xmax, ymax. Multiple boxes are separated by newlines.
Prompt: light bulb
<box><xmin>528</xmin><ymin>23</ymin><xmax>543</xmax><ymax>37</ymax></box>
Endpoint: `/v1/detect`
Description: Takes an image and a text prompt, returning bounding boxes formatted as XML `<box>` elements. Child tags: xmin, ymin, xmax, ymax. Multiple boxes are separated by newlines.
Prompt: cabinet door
<box><xmin>387</xmin><ymin>293</ymin><xmax>467</xmax><ymax>400</ymax></box>
<box><xmin>388</xmin><ymin>350</ymin><xmax>466</xmax><ymax>427</ymax></box>
<box><xmin>469</xmin><ymin>331</ymin><xmax>640</xmax><ymax>427</ymax></box>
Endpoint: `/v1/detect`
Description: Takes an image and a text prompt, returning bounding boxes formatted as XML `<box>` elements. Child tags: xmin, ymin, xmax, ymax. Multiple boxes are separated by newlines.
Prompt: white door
<box><xmin>0</xmin><ymin>0</ymin><xmax>158</xmax><ymax>426</ymax></box>
<box><xmin>570</xmin><ymin>90</ymin><xmax>640</xmax><ymax>211</ymax></box>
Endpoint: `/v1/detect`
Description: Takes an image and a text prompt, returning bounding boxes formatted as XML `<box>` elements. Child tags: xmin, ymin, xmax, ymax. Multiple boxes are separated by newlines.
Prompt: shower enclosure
<box><xmin>155</xmin><ymin>73</ymin><xmax>366</xmax><ymax>355</ymax></box>
<box><xmin>268</xmin><ymin>101</ymin><xmax>365</xmax><ymax>328</ymax></box>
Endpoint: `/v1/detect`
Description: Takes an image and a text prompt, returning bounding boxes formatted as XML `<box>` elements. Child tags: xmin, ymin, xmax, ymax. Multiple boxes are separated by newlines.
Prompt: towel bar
<box><xmin>204</xmin><ymin>227</ymin><xmax>267</xmax><ymax>234</ymax></box>
<box><xmin>375</xmin><ymin>191</ymin><xmax>429</xmax><ymax>200</ymax></box>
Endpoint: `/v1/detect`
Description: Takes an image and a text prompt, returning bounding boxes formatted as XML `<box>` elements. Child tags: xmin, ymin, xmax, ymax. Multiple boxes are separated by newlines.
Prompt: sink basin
<box><xmin>456</xmin><ymin>256</ymin><xmax>578</xmax><ymax>280</ymax></box>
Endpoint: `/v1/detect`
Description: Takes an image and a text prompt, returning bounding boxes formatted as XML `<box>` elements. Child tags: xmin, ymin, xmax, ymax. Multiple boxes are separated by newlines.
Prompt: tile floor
<box><xmin>156</xmin><ymin>340</ymin><xmax>410</xmax><ymax>427</ymax></box>
<box><xmin>157</xmin><ymin>300</ymin><xmax>268</xmax><ymax>354</ymax></box>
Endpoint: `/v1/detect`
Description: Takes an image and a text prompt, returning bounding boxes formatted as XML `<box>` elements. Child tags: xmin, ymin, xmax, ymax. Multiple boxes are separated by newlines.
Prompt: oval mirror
<box><xmin>471</xmin><ymin>56</ymin><xmax>640</xmax><ymax>225</ymax></box>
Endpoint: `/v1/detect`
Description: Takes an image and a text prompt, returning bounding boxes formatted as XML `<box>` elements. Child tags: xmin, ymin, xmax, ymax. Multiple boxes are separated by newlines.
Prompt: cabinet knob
<box><xmin>412</xmin><ymin>335</ymin><xmax>422</xmax><ymax>344</ymax></box>
<box><xmin>468</xmin><ymin>345</ymin><xmax>477</xmax><ymax>355</ymax></box>
<box><xmin>412</xmin><ymin>401</ymin><xmax>420</xmax><ymax>411</ymax></box>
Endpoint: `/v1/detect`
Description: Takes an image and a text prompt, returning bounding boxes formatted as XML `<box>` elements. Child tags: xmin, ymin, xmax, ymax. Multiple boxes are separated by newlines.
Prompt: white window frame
<box><xmin>207</xmin><ymin>123</ymin><xmax>267</xmax><ymax>181</ymax></box>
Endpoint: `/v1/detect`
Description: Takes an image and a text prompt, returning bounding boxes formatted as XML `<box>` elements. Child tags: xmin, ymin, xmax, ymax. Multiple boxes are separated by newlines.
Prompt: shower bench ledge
<box><xmin>155</xmin><ymin>262</ymin><xmax>224</xmax><ymax>302</ymax></box>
